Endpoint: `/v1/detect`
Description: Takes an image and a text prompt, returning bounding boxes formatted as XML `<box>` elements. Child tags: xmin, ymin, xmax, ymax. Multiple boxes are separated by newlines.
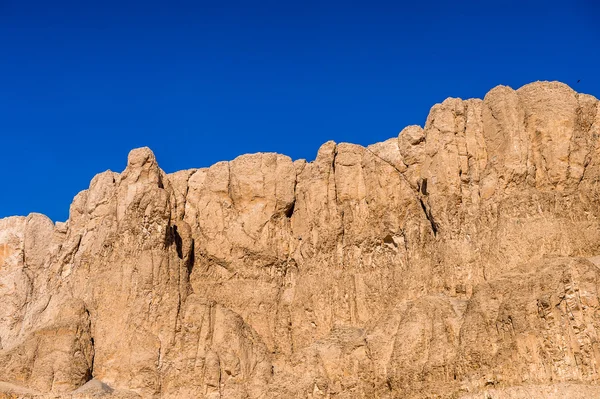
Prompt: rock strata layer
<box><xmin>2</xmin><ymin>81</ymin><xmax>600</xmax><ymax>398</ymax></box>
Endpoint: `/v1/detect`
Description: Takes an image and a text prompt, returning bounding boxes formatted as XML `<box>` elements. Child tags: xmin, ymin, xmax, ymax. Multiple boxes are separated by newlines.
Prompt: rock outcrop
<box><xmin>2</xmin><ymin>81</ymin><xmax>600</xmax><ymax>398</ymax></box>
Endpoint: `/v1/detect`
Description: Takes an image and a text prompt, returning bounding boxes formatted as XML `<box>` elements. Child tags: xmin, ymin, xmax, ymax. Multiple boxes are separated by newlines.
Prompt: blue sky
<box><xmin>1</xmin><ymin>0</ymin><xmax>599</xmax><ymax>221</ymax></box>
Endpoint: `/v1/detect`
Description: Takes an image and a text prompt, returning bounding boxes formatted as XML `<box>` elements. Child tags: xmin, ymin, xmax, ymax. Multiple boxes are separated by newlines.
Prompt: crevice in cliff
<box><xmin>330</xmin><ymin>145</ymin><xmax>339</xmax><ymax>206</ymax></box>
<box><xmin>331</xmin><ymin>147</ymin><xmax>337</xmax><ymax>174</ymax></box>
<box><xmin>284</xmin><ymin>200</ymin><xmax>295</xmax><ymax>218</ymax></box>
<box><xmin>286</xmin><ymin>174</ymin><xmax>298</xmax><ymax>220</ymax></box>
<box><xmin>182</xmin><ymin>178</ymin><xmax>191</xmax><ymax>220</ymax></box>
<box><xmin>572</xmin><ymin>96</ymin><xmax>598</xmax><ymax>189</ymax></box>
<box><xmin>170</xmin><ymin>225</ymin><xmax>184</xmax><ymax>259</ymax></box>
<box><xmin>57</xmin><ymin>234</ymin><xmax>82</xmax><ymax>276</ymax></box>
<box><xmin>419</xmin><ymin>198</ymin><xmax>438</xmax><ymax>236</ymax></box>
<box><xmin>88</xmin><ymin>336</ymin><xmax>95</xmax><ymax>380</ymax></box>
<box><xmin>339</xmin><ymin>209</ymin><xmax>346</xmax><ymax>246</ymax></box>
<box><xmin>365</xmin><ymin>146</ymin><xmax>421</xmax><ymax>195</ymax></box>
<box><xmin>386</xmin><ymin>378</ymin><xmax>393</xmax><ymax>391</ymax></box>
<box><xmin>186</xmin><ymin>239</ymin><xmax>195</xmax><ymax>276</ymax></box>
<box><xmin>174</xmin><ymin>169</ymin><xmax>195</xmax><ymax>222</ymax></box>
<box><xmin>364</xmin><ymin>147</ymin><xmax>439</xmax><ymax>236</ymax></box>
<box><xmin>419</xmin><ymin>178</ymin><xmax>428</xmax><ymax>195</ymax></box>
<box><xmin>226</xmin><ymin>162</ymin><xmax>235</xmax><ymax>209</ymax></box>
<box><xmin>383</xmin><ymin>234</ymin><xmax>397</xmax><ymax>247</ymax></box>
<box><xmin>85</xmin><ymin>307</ymin><xmax>95</xmax><ymax>382</ymax></box>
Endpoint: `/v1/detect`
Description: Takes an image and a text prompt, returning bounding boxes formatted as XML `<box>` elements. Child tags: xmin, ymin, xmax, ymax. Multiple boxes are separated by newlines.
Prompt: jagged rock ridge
<box><xmin>2</xmin><ymin>81</ymin><xmax>600</xmax><ymax>398</ymax></box>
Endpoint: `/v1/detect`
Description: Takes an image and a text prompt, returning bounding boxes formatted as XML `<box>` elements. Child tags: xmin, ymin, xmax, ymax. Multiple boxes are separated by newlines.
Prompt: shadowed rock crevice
<box><xmin>419</xmin><ymin>197</ymin><xmax>438</xmax><ymax>236</ymax></box>
<box><xmin>284</xmin><ymin>199</ymin><xmax>295</xmax><ymax>218</ymax></box>
<box><xmin>171</xmin><ymin>225</ymin><xmax>184</xmax><ymax>259</ymax></box>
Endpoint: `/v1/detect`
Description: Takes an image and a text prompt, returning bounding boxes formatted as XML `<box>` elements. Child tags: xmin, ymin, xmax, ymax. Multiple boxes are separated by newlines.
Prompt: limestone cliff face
<box><xmin>2</xmin><ymin>81</ymin><xmax>600</xmax><ymax>398</ymax></box>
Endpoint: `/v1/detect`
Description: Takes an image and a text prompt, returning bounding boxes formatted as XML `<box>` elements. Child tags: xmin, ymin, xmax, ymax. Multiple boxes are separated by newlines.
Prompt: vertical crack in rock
<box><xmin>420</xmin><ymin>177</ymin><xmax>428</xmax><ymax>195</ymax></box>
<box><xmin>172</xmin><ymin>225</ymin><xmax>184</xmax><ymax>259</ymax></box>
<box><xmin>88</xmin><ymin>337</ymin><xmax>95</xmax><ymax>382</ymax></box>
<box><xmin>419</xmin><ymin>197</ymin><xmax>438</xmax><ymax>236</ymax></box>
<box><xmin>84</xmin><ymin>307</ymin><xmax>95</xmax><ymax>383</ymax></box>
<box><xmin>416</xmin><ymin>177</ymin><xmax>437</xmax><ymax>235</ymax></box>
<box><xmin>186</xmin><ymin>239</ymin><xmax>195</xmax><ymax>276</ymax></box>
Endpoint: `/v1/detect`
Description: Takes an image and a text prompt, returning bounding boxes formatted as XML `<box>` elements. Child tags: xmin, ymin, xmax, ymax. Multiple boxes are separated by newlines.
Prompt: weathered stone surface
<box><xmin>2</xmin><ymin>81</ymin><xmax>600</xmax><ymax>398</ymax></box>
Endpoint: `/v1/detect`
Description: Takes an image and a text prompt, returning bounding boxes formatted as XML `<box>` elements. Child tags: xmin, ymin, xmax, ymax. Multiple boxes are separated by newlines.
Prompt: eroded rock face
<box><xmin>2</xmin><ymin>81</ymin><xmax>600</xmax><ymax>398</ymax></box>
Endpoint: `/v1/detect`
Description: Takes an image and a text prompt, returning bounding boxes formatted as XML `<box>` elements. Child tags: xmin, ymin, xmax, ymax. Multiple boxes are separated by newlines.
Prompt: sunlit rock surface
<box><xmin>2</xmin><ymin>81</ymin><xmax>600</xmax><ymax>398</ymax></box>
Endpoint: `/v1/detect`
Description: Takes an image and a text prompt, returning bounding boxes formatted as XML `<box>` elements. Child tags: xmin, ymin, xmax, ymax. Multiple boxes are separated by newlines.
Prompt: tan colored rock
<box><xmin>2</xmin><ymin>81</ymin><xmax>600</xmax><ymax>398</ymax></box>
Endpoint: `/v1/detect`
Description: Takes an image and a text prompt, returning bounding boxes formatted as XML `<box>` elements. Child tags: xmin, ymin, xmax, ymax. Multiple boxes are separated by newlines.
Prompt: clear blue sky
<box><xmin>1</xmin><ymin>0</ymin><xmax>599</xmax><ymax>222</ymax></box>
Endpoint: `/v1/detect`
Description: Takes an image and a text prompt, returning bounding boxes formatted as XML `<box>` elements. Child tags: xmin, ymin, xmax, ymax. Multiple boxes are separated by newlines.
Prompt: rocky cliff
<box><xmin>2</xmin><ymin>81</ymin><xmax>600</xmax><ymax>398</ymax></box>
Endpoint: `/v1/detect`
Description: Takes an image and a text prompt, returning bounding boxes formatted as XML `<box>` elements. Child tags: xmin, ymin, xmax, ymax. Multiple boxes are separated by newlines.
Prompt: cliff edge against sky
<box><xmin>2</xmin><ymin>81</ymin><xmax>600</xmax><ymax>398</ymax></box>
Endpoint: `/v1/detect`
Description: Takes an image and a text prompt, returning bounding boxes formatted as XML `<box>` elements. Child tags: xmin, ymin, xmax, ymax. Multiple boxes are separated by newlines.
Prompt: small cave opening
<box><xmin>284</xmin><ymin>200</ymin><xmax>295</xmax><ymax>219</ymax></box>
<box><xmin>383</xmin><ymin>234</ymin><xmax>397</xmax><ymax>247</ymax></box>
<box><xmin>172</xmin><ymin>225</ymin><xmax>184</xmax><ymax>259</ymax></box>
